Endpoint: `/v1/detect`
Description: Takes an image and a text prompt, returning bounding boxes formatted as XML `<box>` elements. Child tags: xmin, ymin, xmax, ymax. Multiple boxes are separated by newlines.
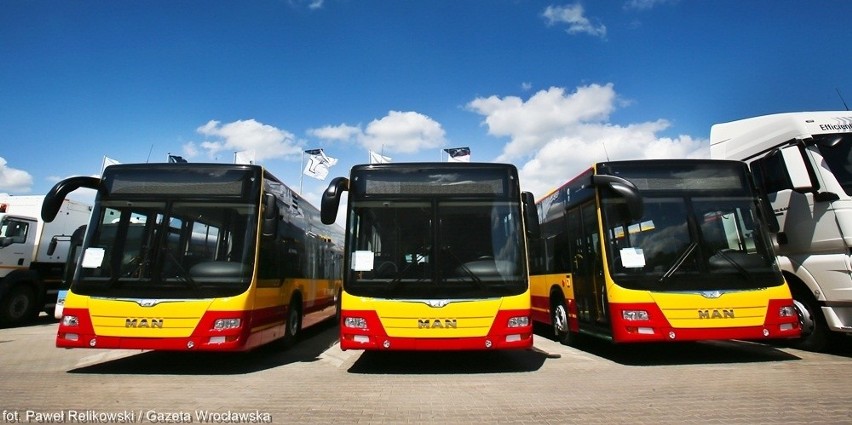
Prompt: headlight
<box><xmin>62</xmin><ymin>315</ymin><xmax>79</xmax><ymax>327</ymax></box>
<box><xmin>344</xmin><ymin>317</ymin><xmax>367</xmax><ymax>329</ymax></box>
<box><xmin>779</xmin><ymin>306</ymin><xmax>796</xmax><ymax>317</ymax></box>
<box><xmin>213</xmin><ymin>318</ymin><xmax>241</xmax><ymax>330</ymax></box>
<box><xmin>622</xmin><ymin>310</ymin><xmax>649</xmax><ymax>321</ymax></box>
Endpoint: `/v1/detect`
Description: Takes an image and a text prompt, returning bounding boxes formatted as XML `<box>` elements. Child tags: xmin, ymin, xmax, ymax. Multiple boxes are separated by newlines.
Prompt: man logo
<box><xmin>698</xmin><ymin>309</ymin><xmax>735</xmax><ymax>319</ymax></box>
<box><xmin>126</xmin><ymin>318</ymin><xmax>164</xmax><ymax>328</ymax></box>
<box><xmin>417</xmin><ymin>319</ymin><xmax>457</xmax><ymax>329</ymax></box>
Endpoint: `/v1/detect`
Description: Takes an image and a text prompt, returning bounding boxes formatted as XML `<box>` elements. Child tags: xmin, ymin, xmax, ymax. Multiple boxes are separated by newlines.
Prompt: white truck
<box><xmin>0</xmin><ymin>195</ymin><xmax>90</xmax><ymax>326</ymax></box>
<box><xmin>710</xmin><ymin>111</ymin><xmax>852</xmax><ymax>350</ymax></box>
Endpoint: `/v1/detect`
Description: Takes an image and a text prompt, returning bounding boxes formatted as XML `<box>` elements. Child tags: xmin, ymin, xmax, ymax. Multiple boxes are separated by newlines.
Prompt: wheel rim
<box><xmin>793</xmin><ymin>299</ymin><xmax>815</xmax><ymax>338</ymax></box>
<box><xmin>287</xmin><ymin>308</ymin><xmax>300</xmax><ymax>336</ymax></box>
<box><xmin>553</xmin><ymin>304</ymin><xmax>569</xmax><ymax>335</ymax></box>
<box><xmin>9</xmin><ymin>292</ymin><xmax>30</xmax><ymax>320</ymax></box>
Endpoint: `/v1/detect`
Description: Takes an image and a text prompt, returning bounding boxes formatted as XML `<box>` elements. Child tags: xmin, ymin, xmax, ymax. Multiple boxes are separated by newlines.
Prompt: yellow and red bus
<box><xmin>43</xmin><ymin>163</ymin><xmax>343</xmax><ymax>351</ymax></box>
<box><xmin>529</xmin><ymin>159</ymin><xmax>800</xmax><ymax>344</ymax></box>
<box><xmin>320</xmin><ymin>162</ymin><xmax>539</xmax><ymax>350</ymax></box>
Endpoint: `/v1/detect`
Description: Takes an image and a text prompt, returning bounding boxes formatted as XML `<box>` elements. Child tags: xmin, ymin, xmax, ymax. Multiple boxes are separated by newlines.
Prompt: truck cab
<box><xmin>711</xmin><ymin>111</ymin><xmax>852</xmax><ymax>350</ymax></box>
<box><xmin>0</xmin><ymin>196</ymin><xmax>91</xmax><ymax>326</ymax></box>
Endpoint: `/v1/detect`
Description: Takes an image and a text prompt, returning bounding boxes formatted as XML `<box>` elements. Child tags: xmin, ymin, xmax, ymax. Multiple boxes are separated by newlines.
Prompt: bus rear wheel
<box><xmin>282</xmin><ymin>297</ymin><xmax>302</xmax><ymax>347</ymax></box>
<box><xmin>551</xmin><ymin>299</ymin><xmax>575</xmax><ymax>346</ymax></box>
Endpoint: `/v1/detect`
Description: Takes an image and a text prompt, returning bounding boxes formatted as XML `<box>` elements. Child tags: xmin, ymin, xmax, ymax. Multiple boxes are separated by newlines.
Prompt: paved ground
<box><xmin>1</xmin><ymin>315</ymin><xmax>851</xmax><ymax>424</ymax></box>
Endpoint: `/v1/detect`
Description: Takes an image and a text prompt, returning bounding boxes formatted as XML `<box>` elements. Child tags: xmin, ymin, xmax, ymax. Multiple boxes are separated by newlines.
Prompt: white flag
<box><xmin>101</xmin><ymin>156</ymin><xmax>121</xmax><ymax>175</ymax></box>
<box><xmin>303</xmin><ymin>149</ymin><xmax>338</xmax><ymax>180</ymax></box>
<box><xmin>369</xmin><ymin>151</ymin><xmax>391</xmax><ymax>164</ymax></box>
<box><xmin>235</xmin><ymin>150</ymin><xmax>256</xmax><ymax>165</ymax></box>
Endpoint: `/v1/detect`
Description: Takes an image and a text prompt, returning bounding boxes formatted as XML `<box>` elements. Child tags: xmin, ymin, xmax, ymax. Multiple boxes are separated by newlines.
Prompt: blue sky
<box><xmin>1</xmin><ymin>1</ymin><xmax>850</xmax><ymax>211</ymax></box>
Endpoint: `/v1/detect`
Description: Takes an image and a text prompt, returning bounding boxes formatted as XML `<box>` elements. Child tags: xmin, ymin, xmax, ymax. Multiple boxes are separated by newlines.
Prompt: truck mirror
<box><xmin>321</xmin><ymin>177</ymin><xmax>349</xmax><ymax>225</ymax></box>
<box><xmin>779</xmin><ymin>145</ymin><xmax>814</xmax><ymax>191</ymax></box>
<box><xmin>47</xmin><ymin>236</ymin><xmax>58</xmax><ymax>256</ymax></box>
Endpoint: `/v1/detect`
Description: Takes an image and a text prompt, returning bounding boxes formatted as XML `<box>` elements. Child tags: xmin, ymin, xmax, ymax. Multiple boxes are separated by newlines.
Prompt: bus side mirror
<box><xmin>321</xmin><ymin>177</ymin><xmax>349</xmax><ymax>225</ymax></box>
<box><xmin>521</xmin><ymin>191</ymin><xmax>540</xmax><ymax>239</ymax></box>
<box><xmin>42</xmin><ymin>176</ymin><xmax>101</xmax><ymax>222</ymax></box>
<box><xmin>71</xmin><ymin>225</ymin><xmax>87</xmax><ymax>246</ymax></box>
<box><xmin>262</xmin><ymin>193</ymin><xmax>279</xmax><ymax>237</ymax></box>
<box><xmin>591</xmin><ymin>175</ymin><xmax>644</xmax><ymax>221</ymax></box>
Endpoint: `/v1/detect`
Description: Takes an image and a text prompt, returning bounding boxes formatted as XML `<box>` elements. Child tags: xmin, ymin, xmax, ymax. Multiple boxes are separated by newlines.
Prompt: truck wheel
<box><xmin>791</xmin><ymin>293</ymin><xmax>831</xmax><ymax>352</ymax></box>
<box><xmin>0</xmin><ymin>285</ymin><xmax>37</xmax><ymax>326</ymax></box>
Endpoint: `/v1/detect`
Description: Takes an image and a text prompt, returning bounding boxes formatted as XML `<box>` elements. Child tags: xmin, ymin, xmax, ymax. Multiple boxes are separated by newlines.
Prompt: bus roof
<box><xmin>710</xmin><ymin>111</ymin><xmax>852</xmax><ymax>161</ymax></box>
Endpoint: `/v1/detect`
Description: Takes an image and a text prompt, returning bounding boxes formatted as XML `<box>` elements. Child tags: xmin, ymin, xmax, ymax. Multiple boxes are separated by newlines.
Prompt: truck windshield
<box><xmin>345</xmin><ymin>199</ymin><xmax>526</xmax><ymax>299</ymax></box>
<box><xmin>71</xmin><ymin>200</ymin><xmax>257</xmax><ymax>299</ymax></box>
<box><xmin>814</xmin><ymin>134</ymin><xmax>852</xmax><ymax>195</ymax></box>
<box><xmin>0</xmin><ymin>217</ymin><xmax>29</xmax><ymax>246</ymax></box>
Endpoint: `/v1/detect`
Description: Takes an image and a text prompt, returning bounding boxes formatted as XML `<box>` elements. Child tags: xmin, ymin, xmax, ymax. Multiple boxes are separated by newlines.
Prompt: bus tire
<box><xmin>551</xmin><ymin>297</ymin><xmax>575</xmax><ymax>346</ymax></box>
<box><xmin>0</xmin><ymin>285</ymin><xmax>37</xmax><ymax>326</ymax></box>
<box><xmin>282</xmin><ymin>294</ymin><xmax>302</xmax><ymax>347</ymax></box>
<box><xmin>334</xmin><ymin>289</ymin><xmax>342</xmax><ymax>324</ymax></box>
<box><xmin>791</xmin><ymin>287</ymin><xmax>831</xmax><ymax>352</ymax></box>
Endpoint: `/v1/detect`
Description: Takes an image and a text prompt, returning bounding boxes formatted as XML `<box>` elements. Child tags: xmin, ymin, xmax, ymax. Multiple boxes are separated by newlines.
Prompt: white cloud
<box><xmin>192</xmin><ymin>119</ymin><xmax>302</xmax><ymax>162</ymax></box>
<box><xmin>0</xmin><ymin>157</ymin><xmax>33</xmax><ymax>193</ymax></box>
<box><xmin>308</xmin><ymin>124</ymin><xmax>362</xmax><ymax>142</ymax></box>
<box><xmin>624</xmin><ymin>0</ymin><xmax>678</xmax><ymax>11</ymax></box>
<box><xmin>360</xmin><ymin>111</ymin><xmax>446</xmax><ymax>154</ymax></box>
<box><xmin>467</xmin><ymin>84</ymin><xmax>709</xmax><ymax>198</ymax></box>
<box><xmin>468</xmin><ymin>84</ymin><xmax>617</xmax><ymax>161</ymax></box>
<box><xmin>542</xmin><ymin>4</ymin><xmax>606</xmax><ymax>38</ymax></box>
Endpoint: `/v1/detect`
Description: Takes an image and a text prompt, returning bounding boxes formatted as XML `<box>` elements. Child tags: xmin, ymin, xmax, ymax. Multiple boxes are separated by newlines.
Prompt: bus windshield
<box><xmin>345</xmin><ymin>199</ymin><xmax>526</xmax><ymax>300</ymax></box>
<box><xmin>600</xmin><ymin>162</ymin><xmax>783</xmax><ymax>291</ymax></box>
<box><xmin>72</xmin><ymin>200</ymin><xmax>257</xmax><ymax>299</ymax></box>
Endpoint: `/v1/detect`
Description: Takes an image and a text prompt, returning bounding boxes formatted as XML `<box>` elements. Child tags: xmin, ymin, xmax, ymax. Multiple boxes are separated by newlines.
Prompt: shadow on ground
<box><xmin>67</xmin><ymin>319</ymin><xmax>339</xmax><ymax>375</ymax></box>
<box><xmin>347</xmin><ymin>346</ymin><xmax>556</xmax><ymax>375</ymax></box>
<box><xmin>533</xmin><ymin>323</ymin><xmax>802</xmax><ymax>366</ymax></box>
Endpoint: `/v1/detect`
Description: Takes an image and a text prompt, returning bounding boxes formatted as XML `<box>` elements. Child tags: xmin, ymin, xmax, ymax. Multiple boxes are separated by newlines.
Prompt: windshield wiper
<box><xmin>384</xmin><ymin>246</ymin><xmax>431</xmax><ymax>292</ymax></box>
<box><xmin>711</xmin><ymin>249</ymin><xmax>752</xmax><ymax>281</ymax></box>
<box><xmin>162</xmin><ymin>248</ymin><xmax>200</xmax><ymax>291</ymax></box>
<box><xmin>441</xmin><ymin>246</ymin><xmax>488</xmax><ymax>292</ymax></box>
<box><xmin>658</xmin><ymin>242</ymin><xmax>697</xmax><ymax>284</ymax></box>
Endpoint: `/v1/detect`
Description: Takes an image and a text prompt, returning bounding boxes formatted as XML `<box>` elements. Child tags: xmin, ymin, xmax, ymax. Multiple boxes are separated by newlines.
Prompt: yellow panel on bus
<box><xmin>343</xmin><ymin>293</ymin><xmax>528</xmax><ymax>339</ymax></box>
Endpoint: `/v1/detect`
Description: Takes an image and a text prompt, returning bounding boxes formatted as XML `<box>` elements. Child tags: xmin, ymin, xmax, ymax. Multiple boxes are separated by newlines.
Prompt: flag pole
<box><xmin>299</xmin><ymin>150</ymin><xmax>305</xmax><ymax>194</ymax></box>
